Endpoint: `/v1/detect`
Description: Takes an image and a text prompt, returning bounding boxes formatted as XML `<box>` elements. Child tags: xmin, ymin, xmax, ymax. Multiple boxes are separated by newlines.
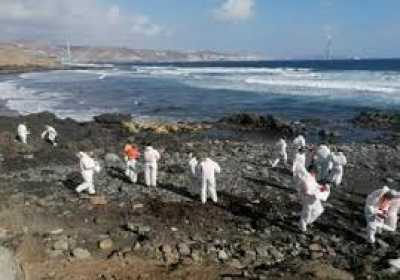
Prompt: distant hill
<box><xmin>0</xmin><ymin>42</ymin><xmax>59</xmax><ymax>69</ymax></box>
<box><xmin>0</xmin><ymin>41</ymin><xmax>263</xmax><ymax>69</ymax></box>
<box><xmin>63</xmin><ymin>46</ymin><xmax>263</xmax><ymax>63</ymax></box>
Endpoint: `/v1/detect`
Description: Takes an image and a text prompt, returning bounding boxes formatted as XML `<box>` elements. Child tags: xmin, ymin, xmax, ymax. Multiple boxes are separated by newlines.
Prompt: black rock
<box><xmin>221</xmin><ymin>113</ymin><xmax>267</xmax><ymax>128</ymax></box>
<box><xmin>94</xmin><ymin>114</ymin><xmax>132</xmax><ymax>125</ymax></box>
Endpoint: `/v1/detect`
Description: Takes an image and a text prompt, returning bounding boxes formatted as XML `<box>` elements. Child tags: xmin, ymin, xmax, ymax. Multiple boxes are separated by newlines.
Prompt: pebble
<box><xmin>50</xmin><ymin>229</ymin><xmax>64</xmax><ymax>235</ymax></box>
<box><xmin>177</xmin><ymin>243</ymin><xmax>191</xmax><ymax>256</ymax></box>
<box><xmin>90</xmin><ymin>195</ymin><xmax>107</xmax><ymax>205</ymax></box>
<box><xmin>218</xmin><ymin>250</ymin><xmax>229</xmax><ymax>261</ymax></box>
<box><xmin>53</xmin><ymin>240</ymin><xmax>69</xmax><ymax>251</ymax></box>
<box><xmin>99</xmin><ymin>239</ymin><xmax>113</xmax><ymax>250</ymax></box>
<box><xmin>309</xmin><ymin>243</ymin><xmax>322</xmax><ymax>252</ymax></box>
<box><xmin>72</xmin><ymin>248</ymin><xmax>91</xmax><ymax>259</ymax></box>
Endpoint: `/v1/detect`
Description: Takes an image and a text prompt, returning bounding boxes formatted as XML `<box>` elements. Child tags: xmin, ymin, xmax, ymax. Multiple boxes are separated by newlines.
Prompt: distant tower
<box><xmin>325</xmin><ymin>34</ymin><xmax>333</xmax><ymax>60</ymax></box>
<box><xmin>66</xmin><ymin>40</ymin><xmax>72</xmax><ymax>63</ymax></box>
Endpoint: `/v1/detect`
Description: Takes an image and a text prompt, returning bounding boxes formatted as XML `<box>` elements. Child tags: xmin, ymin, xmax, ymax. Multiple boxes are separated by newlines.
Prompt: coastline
<box><xmin>0</xmin><ymin>65</ymin><xmax>65</xmax><ymax>75</ymax></box>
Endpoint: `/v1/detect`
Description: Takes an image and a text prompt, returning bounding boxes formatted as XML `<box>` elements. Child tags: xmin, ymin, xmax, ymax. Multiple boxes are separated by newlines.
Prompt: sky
<box><xmin>0</xmin><ymin>0</ymin><xmax>399</xmax><ymax>59</ymax></box>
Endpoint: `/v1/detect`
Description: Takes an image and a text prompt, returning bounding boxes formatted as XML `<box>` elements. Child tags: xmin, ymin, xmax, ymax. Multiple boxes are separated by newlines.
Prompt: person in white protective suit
<box><xmin>270</xmin><ymin>138</ymin><xmax>288</xmax><ymax>168</ymax></box>
<box><xmin>293</xmin><ymin>148</ymin><xmax>306</xmax><ymax>177</ymax></box>
<box><xmin>364</xmin><ymin>186</ymin><xmax>400</xmax><ymax>244</ymax></box>
<box><xmin>76</xmin><ymin>152</ymin><xmax>100</xmax><ymax>195</ymax></box>
<box><xmin>329</xmin><ymin>151</ymin><xmax>347</xmax><ymax>187</ymax></box>
<box><xmin>188</xmin><ymin>153</ymin><xmax>198</xmax><ymax>177</ymax></box>
<box><xmin>143</xmin><ymin>145</ymin><xmax>160</xmax><ymax>187</ymax></box>
<box><xmin>313</xmin><ymin>144</ymin><xmax>332</xmax><ymax>182</ymax></box>
<box><xmin>41</xmin><ymin>125</ymin><xmax>58</xmax><ymax>146</ymax></box>
<box><xmin>293</xmin><ymin>135</ymin><xmax>306</xmax><ymax>150</ymax></box>
<box><xmin>297</xmin><ymin>167</ymin><xmax>330</xmax><ymax>232</ymax></box>
<box><xmin>17</xmin><ymin>123</ymin><xmax>30</xmax><ymax>144</ymax></box>
<box><xmin>198</xmin><ymin>157</ymin><xmax>221</xmax><ymax>204</ymax></box>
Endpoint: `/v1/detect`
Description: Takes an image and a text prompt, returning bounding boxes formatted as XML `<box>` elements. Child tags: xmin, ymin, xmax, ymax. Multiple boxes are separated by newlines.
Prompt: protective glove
<box><xmin>320</xmin><ymin>185</ymin><xmax>328</xmax><ymax>192</ymax></box>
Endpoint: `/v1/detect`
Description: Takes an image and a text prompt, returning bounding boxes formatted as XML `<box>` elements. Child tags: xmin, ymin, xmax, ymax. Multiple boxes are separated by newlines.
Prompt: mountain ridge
<box><xmin>0</xmin><ymin>41</ymin><xmax>264</xmax><ymax>69</ymax></box>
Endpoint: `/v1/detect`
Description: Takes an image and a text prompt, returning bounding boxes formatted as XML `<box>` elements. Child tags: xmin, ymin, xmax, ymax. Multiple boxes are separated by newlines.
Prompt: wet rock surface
<box><xmin>0</xmin><ymin>112</ymin><xmax>399</xmax><ymax>279</ymax></box>
<box><xmin>352</xmin><ymin>111</ymin><xmax>400</xmax><ymax>129</ymax></box>
<box><xmin>220</xmin><ymin>113</ymin><xmax>303</xmax><ymax>136</ymax></box>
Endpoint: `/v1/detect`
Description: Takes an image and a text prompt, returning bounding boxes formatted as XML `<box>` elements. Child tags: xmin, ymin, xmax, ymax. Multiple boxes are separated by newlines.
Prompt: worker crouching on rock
<box><xmin>365</xmin><ymin>186</ymin><xmax>400</xmax><ymax>244</ymax></box>
<box><xmin>41</xmin><ymin>125</ymin><xmax>58</xmax><ymax>146</ymax></box>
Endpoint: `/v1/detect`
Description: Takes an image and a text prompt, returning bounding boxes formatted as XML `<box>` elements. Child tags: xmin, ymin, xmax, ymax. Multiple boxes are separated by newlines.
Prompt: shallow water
<box><xmin>0</xmin><ymin>59</ymin><xmax>398</xmax><ymax>141</ymax></box>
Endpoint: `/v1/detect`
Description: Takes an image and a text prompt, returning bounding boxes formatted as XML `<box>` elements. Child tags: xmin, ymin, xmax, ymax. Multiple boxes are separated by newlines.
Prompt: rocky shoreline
<box><xmin>0</xmin><ymin>112</ymin><xmax>400</xmax><ymax>279</ymax></box>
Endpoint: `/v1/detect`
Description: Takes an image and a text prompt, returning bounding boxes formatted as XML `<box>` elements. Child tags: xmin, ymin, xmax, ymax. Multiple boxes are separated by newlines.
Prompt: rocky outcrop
<box><xmin>296</xmin><ymin>261</ymin><xmax>354</xmax><ymax>280</ymax></box>
<box><xmin>122</xmin><ymin>120</ymin><xmax>208</xmax><ymax>135</ymax></box>
<box><xmin>352</xmin><ymin>111</ymin><xmax>400</xmax><ymax>129</ymax></box>
<box><xmin>94</xmin><ymin>114</ymin><xmax>132</xmax><ymax>125</ymax></box>
<box><xmin>220</xmin><ymin>113</ymin><xmax>299</xmax><ymax>135</ymax></box>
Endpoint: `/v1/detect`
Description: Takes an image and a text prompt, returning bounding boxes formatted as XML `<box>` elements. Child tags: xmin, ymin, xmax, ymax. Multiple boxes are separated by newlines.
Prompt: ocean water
<box><xmin>1</xmin><ymin>59</ymin><xmax>400</xmax><ymax>122</ymax></box>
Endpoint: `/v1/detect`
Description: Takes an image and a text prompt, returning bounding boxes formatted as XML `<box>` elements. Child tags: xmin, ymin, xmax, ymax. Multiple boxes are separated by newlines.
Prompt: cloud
<box><xmin>0</xmin><ymin>0</ymin><xmax>167</xmax><ymax>47</ymax></box>
<box><xmin>214</xmin><ymin>0</ymin><xmax>255</xmax><ymax>22</ymax></box>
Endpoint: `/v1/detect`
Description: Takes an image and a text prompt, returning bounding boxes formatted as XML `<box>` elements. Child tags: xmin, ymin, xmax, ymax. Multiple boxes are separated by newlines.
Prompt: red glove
<box><xmin>320</xmin><ymin>185</ymin><xmax>328</xmax><ymax>192</ymax></box>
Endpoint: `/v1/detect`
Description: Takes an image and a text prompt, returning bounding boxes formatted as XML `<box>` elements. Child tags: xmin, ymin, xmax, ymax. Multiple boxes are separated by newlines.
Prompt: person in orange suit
<box><xmin>124</xmin><ymin>144</ymin><xmax>140</xmax><ymax>183</ymax></box>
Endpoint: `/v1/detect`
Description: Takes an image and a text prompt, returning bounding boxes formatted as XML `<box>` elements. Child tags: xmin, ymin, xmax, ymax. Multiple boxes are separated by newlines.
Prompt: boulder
<box><xmin>221</xmin><ymin>113</ymin><xmax>267</xmax><ymax>127</ymax></box>
<box><xmin>64</xmin><ymin>171</ymin><xmax>83</xmax><ymax>189</ymax></box>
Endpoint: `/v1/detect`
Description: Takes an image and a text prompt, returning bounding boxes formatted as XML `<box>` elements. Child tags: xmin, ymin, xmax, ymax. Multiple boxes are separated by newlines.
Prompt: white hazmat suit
<box><xmin>271</xmin><ymin>139</ymin><xmax>287</xmax><ymax>168</ymax></box>
<box><xmin>76</xmin><ymin>152</ymin><xmax>98</xmax><ymax>195</ymax></box>
<box><xmin>293</xmin><ymin>135</ymin><xmax>306</xmax><ymax>150</ymax></box>
<box><xmin>364</xmin><ymin>186</ymin><xmax>400</xmax><ymax>243</ymax></box>
<box><xmin>198</xmin><ymin>158</ymin><xmax>221</xmax><ymax>204</ymax></box>
<box><xmin>297</xmin><ymin>170</ymin><xmax>330</xmax><ymax>232</ymax></box>
<box><xmin>189</xmin><ymin>156</ymin><xmax>198</xmax><ymax>177</ymax></box>
<box><xmin>143</xmin><ymin>146</ymin><xmax>160</xmax><ymax>187</ymax></box>
<box><xmin>292</xmin><ymin>150</ymin><xmax>306</xmax><ymax>177</ymax></box>
<box><xmin>41</xmin><ymin>125</ymin><xmax>58</xmax><ymax>146</ymax></box>
<box><xmin>314</xmin><ymin>145</ymin><xmax>332</xmax><ymax>182</ymax></box>
<box><xmin>17</xmin><ymin>124</ymin><xmax>30</xmax><ymax>144</ymax></box>
<box><xmin>329</xmin><ymin>152</ymin><xmax>347</xmax><ymax>186</ymax></box>
<box><xmin>125</xmin><ymin>159</ymin><xmax>138</xmax><ymax>183</ymax></box>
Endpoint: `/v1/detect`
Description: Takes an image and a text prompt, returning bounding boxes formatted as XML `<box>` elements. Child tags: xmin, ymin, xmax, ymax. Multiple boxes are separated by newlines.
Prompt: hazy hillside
<box><xmin>0</xmin><ymin>42</ymin><xmax>59</xmax><ymax>68</ymax></box>
<box><xmin>0</xmin><ymin>41</ymin><xmax>263</xmax><ymax>68</ymax></box>
<box><xmin>65</xmin><ymin>46</ymin><xmax>263</xmax><ymax>63</ymax></box>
